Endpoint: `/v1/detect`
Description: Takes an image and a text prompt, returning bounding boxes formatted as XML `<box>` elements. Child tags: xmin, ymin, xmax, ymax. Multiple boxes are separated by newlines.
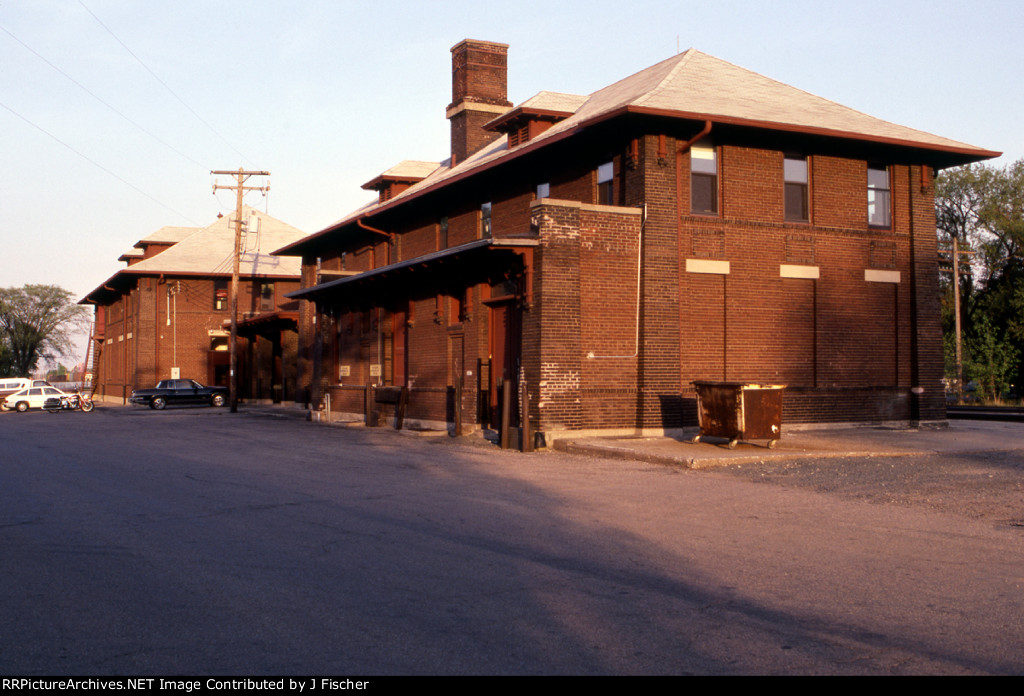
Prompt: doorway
<box><xmin>488</xmin><ymin>300</ymin><xmax>521</xmax><ymax>426</ymax></box>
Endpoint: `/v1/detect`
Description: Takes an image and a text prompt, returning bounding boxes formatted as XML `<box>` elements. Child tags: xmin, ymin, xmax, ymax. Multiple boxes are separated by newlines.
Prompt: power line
<box><xmin>77</xmin><ymin>0</ymin><xmax>252</xmax><ymax>166</ymax></box>
<box><xmin>0</xmin><ymin>23</ymin><xmax>208</xmax><ymax>171</ymax></box>
<box><xmin>0</xmin><ymin>99</ymin><xmax>200</xmax><ymax>224</ymax></box>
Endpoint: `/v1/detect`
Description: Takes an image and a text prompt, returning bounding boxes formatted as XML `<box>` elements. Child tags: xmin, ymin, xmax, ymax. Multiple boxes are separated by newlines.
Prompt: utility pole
<box><xmin>211</xmin><ymin>168</ymin><xmax>270</xmax><ymax>412</ymax></box>
<box><xmin>938</xmin><ymin>238</ymin><xmax>975</xmax><ymax>404</ymax></box>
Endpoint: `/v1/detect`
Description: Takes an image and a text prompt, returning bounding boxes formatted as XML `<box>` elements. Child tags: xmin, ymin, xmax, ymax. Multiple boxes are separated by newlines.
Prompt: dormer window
<box><xmin>361</xmin><ymin>161</ymin><xmax>438</xmax><ymax>205</ymax></box>
<box><xmin>509</xmin><ymin>124</ymin><xmax>530</xmax><ymax>148</ymax></box>
<box><xmin>483</xmin><ymin>91</ymin><xmax>587</xmax><ymax>148</ymax></box>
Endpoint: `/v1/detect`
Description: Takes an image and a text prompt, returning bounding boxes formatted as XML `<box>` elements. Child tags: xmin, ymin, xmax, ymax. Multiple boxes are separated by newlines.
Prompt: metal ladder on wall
<box><xmin>82</xmin><ymin>323</ymin><xmax>102</xmax><ymax>397</ymax></box>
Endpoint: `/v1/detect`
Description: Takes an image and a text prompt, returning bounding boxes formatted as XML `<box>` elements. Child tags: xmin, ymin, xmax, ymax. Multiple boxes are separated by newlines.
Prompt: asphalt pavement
<box><xmin>3</xmin><ymin>404</ymin><xmax>1021</xmax><ymax>675</ymax></box>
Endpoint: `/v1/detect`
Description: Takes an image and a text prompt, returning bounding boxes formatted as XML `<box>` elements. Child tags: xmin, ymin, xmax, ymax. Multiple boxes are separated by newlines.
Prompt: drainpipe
<box><xmin>357</xmin><ymin>218</ymin><xmax>394</xmax><ymax>266</ymax></box>
<box><xmin>586</xmin><ymin>122</ymin><xmax>712</xmax><ymax>362</ymax></box>
<box><xmin>675</xmin><ymin>121</ymin><xmax>714</xmax><ymax>375</ymax></box>
<box><xmin>680</xmin><ymin>120</ymin><xmax>712</xmax><ymax>154</ymax></box>
<box><xmin>676</xmin><ymin>121</ymin><xmax>714</xmax><ymax>218</ymax></box>
<box><xmin>357</xmin><ymin>217</ymin><xmax>393</xmax><ymax>384</ymax></box>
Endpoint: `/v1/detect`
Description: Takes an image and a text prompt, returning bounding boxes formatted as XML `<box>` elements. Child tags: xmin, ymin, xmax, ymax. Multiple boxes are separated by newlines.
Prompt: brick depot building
<box><xmin>82</xmin><ymin>208</ymin><xmax>307</xmax><ymax>403</ymax></box>
<box><xmin>277</xmin><ymin>40</ymin><xmax>998</xmax><ymax>439</ymax></box>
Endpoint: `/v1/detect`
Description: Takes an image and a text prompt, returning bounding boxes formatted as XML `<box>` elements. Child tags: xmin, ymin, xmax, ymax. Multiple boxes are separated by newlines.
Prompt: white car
<box><xmin>1</xmin><ymin>385</ymin><xmax>69</xmax><ymax>412</ymax></box>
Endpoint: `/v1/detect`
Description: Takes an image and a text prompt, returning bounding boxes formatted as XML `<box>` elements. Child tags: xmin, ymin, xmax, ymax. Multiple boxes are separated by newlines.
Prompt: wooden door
<box><xmin>488</xmin><ymin>301</ymin><xmax>521</xmax><ymax>424</ymax></box>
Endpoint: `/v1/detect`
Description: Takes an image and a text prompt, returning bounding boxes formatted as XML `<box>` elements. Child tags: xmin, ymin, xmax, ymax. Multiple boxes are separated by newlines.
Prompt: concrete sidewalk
<box><xmin>139</xmin><ymin>401</ymin><xmax>1023</xmax><ymax>469</ymax></box>
<box><xmin>552</xmin><ymin>420</ymin><xmax>1024</xmax><ymax>468</ymax></box>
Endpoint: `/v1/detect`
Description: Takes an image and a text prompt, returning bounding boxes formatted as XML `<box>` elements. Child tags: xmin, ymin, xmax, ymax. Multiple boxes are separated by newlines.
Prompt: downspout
<box><xmin>357</xmin><ymin>218</ymin><xmax>394</xmax><ymax>266</ymax></box>
<box><xmin>908</xmin><ymin>164</ymin><xmax>922</xmax><ymax>424</ymax></box>
<box><xmin>586</xmin><ymin>122</ymin><xmax>712</xmax><ymax>362</ymax></box>
<box><xmin>680</xmin><ymin>120</ymin><xmax>712</xmax><ymax>153</ymax></box>
<box><xmin>586</xmin><ymin>204</ymin><xmax>646</xmax><ymax>360</ymax></box>
<box><xmin>357</xmin><ymin>217</ymin><xmax>392</xmax><ymax>384</ymax></box>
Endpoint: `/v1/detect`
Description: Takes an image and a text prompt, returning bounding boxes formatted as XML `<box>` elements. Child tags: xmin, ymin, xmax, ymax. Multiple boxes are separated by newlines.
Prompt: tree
<box><xmin>0</xmin><ymin>339</ymin><xmax>13</xmax><ymax>377</ymax></box>
<box><xmin>936</xmin><ymin>159</ymin><xmax>1024</xmax><ymax>400</ymax></box>
<box><xmin>0</xmin><ymin>285</ymin><xmax>88</xmax><ymax>378</ymax></box>
<box><xmin>976</xmin><ymin>160</ymin><xmax>1024</xmax><ymax>278</ymax></box>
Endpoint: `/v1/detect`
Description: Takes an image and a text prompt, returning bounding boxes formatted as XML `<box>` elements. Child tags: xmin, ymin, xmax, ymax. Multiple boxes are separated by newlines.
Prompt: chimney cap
<box><xmin>450</xmin><ymin>38</ymin><xmax>509</xmax><ymax>53</ymax></box>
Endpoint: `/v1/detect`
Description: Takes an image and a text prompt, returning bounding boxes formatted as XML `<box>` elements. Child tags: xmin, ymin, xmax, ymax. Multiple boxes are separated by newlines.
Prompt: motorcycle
<box><xmin>44</xmin><ymin>391</ymin><xmax>95</xmax><ymax>413</ymax></box>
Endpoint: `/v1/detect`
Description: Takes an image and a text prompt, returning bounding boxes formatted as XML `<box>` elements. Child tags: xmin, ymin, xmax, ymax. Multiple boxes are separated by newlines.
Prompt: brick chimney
<box><xmin>446</xmin><ymin>40</ymin><xmax>512</xmax><ymax>165</ymax></box>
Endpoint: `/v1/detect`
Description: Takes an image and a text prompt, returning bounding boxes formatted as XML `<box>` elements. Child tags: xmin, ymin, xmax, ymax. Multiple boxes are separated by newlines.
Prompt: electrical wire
<box><xmin>0</xmin><ymin>23</ymin><xmax>208</xmax><ymax>172</ymax></box>
<box><xmin>77</xmin><ymin>0</ymin><xmax>252</xmax><ymax>166</ymax></box>
<box><xmin>0</xmin><ymin>99</ymin><xmax>200</xmax><ymax>224</ymax></box>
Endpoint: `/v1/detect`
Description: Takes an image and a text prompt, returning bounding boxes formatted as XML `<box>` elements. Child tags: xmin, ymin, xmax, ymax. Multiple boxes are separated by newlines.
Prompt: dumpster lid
<box><xmin>692</xmin><ymin>380</ymin><xmax>786</xmax><ymax>390</ymax></box>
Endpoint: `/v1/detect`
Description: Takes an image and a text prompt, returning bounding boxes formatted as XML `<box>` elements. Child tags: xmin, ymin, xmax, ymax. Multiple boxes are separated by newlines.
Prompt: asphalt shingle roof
<box><xmin>276</xmin><ymin>47</ymin><xmax>997</xmax><ymax>255</ymax></box>
<box><xmin>83</xmin><ymin>208</ymin><xmax>308</xmax><ymax>304</ymax></box>
<box><xmin>124</xmin><ymin>207</ymin><xmax>305</xmax><ymax>277</ymax></box>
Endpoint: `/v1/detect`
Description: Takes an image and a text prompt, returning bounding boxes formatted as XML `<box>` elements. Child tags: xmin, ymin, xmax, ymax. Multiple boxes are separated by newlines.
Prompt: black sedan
<box><xmin>130</xmin><ymin>379</ymin><xmax>228</xmax><ymax>410</ymax></box>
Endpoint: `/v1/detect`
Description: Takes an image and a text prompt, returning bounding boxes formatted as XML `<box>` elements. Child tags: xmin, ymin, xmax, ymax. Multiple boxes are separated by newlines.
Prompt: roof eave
<box><xmin>80</xmin><ymin>269</ymin><xmax>133</xmax><ymax>305</ymax></box>
<box><xmin>624</xmin><ymin>105</ymin><xmax>1001</xmax><ymax>165</ymax></box>
<box><xmin>287</xmin><ymin>237</ymin><xmax>539</xmax><ymax>301</ymax></box>
<box><xmin>273</xmin><ymin>125</ymin><xmax>587</xmax><ymax>258</ymax></box>
<box><xmin>116</xmin><ymin>267</ymin><xmax>301</xmax><ymax>280</ymax></box>
<box><xmin>276</xmin><ymin>104</ymin><xmax>998</xmax><ymax>259</ymax></box>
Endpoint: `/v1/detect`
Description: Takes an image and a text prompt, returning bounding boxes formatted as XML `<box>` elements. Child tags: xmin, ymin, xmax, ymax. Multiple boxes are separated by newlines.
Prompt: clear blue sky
<box><xmin>1</xmin><ymin>0</ymin><xmax>1021</xmax><ymax>362</ymax></box>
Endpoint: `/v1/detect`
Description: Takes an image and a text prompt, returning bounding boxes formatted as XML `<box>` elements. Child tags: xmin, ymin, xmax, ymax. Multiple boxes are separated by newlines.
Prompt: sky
<box><xmin>2</xmin><ymin>0</ymin><xmax>1022</xmax><ymax>363</ymax></box>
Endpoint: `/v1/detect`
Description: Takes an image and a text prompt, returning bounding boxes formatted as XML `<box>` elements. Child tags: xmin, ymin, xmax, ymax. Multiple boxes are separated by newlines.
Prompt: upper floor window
<box><xmin>690</xmin><ymin>143</ymin><xmax>718</xmax><ymax>215</ymax></box>
<box><xmin>480</xmin><ymin>202</ymin><xmax>492</xmax><ymax>238</ymax></box>
<box><xmin>259</xmin><ymin>282</ymin><xmax>274</xmax><ymax>311</ymax></box>
<box><xmin>597</xmin><ymin>162</ymin><xmax>614</xmax><ymax>205</ymax></box>
<box><xmin>439</xmin><ymin>217</ymin><xmax>449</xmax><ymax>250</ymax></box>
<box><xmin>868</xmin><ymin>165</ymin><xmax>891</xmax><ymax>228</ymax></box>
<box><xmin>214</xmin><ymin>280</ymin><xmax>228</xmax><ymax>311</ymax></box>
<box><xmin>784</xmin><ymin>156</ymin><xmax>809</xmax><ymax>222</ymax></box>
<box><xmin>536</xmin><ymin>182</ymin><xmax>550</xmax><ymax>199</ymax></box>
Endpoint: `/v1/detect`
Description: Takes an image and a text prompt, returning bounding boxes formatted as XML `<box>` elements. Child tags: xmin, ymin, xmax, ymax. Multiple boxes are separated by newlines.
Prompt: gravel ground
<box><xmin>712</xmin><ymin>450</ymin><xmax>1024</xmax><ymax>529</ymax></box>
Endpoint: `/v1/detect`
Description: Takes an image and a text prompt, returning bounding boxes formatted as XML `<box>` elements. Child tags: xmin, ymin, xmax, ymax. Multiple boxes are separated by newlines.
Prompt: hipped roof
<box><xmin>275</xmin><ymin>48</ymin><xmax>998</xmax><ymax>257</ymax></box>
<box><xmin>82</xmin><ymin>207</ymin><xmax>307</xmax><ymax>304</ymax></box>
<box><xmin>135</xmin><ymin>225</ymin><xmax>198</xmax><ymax>248</ymax></box>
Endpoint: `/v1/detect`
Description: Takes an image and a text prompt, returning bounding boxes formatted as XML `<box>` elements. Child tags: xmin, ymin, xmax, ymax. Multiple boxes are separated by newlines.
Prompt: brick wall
<box><xmin>297</xmin><ymin>128</ymin><xmax>946</xmax><ymax>431</ymax></box>
<box><xmin>96</xmin><ymin>275</ymin><xmax>299</xmax><ymax>401</ymax></box>
<box><xmin>671</xmin><ymin>147</ymin><xmax>943</xmax><ymax>427</ymax></box>
<box><xmin>529</xmin><ymin>200</ymin><xmax>643</xmax><ymax>431</ymax></box>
